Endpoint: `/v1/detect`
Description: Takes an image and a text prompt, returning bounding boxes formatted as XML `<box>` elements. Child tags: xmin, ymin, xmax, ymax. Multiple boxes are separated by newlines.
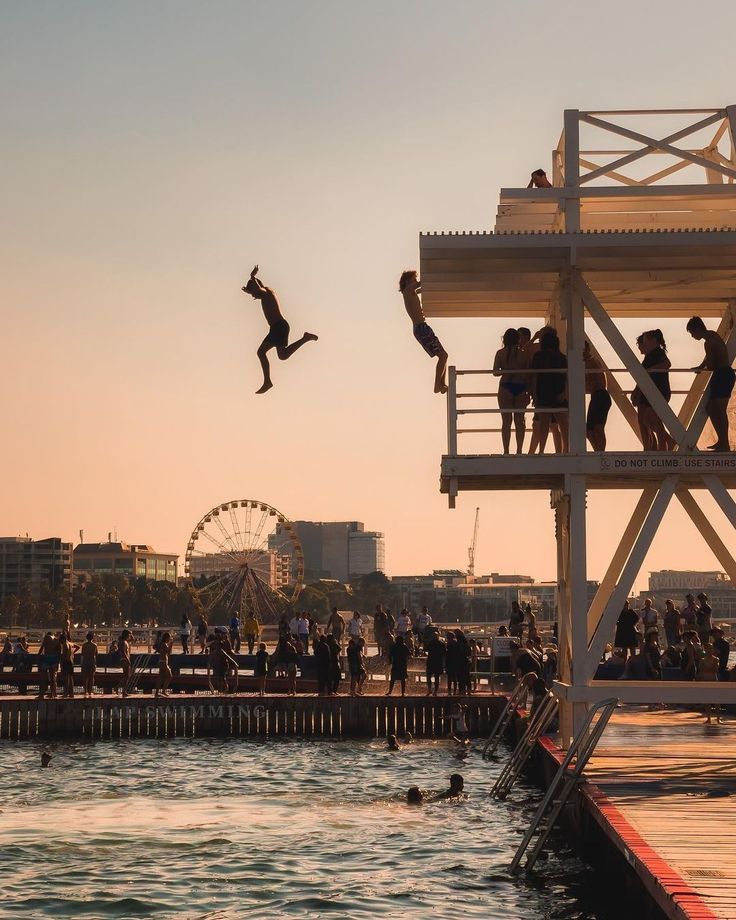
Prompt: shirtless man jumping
<box><xmin>687</xmin><ymin>316</ymin><xmax>735</xmax><ymax>451</ymax></box>
<box><xmin>399</xmin><ymin>270</ymin><xmax>448</xmax><ymax>394</ymax></box>
<box><xmin>242</xmin><ymin>265</ymin><xmax>318</xmax><ymax>394</ymax></box>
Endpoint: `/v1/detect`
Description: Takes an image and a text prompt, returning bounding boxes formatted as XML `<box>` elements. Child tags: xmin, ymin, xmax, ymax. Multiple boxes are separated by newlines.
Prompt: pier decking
<box><xmin>540</xmin><ymin>707</ymin><xmax>736</xmax><ymax>920</ymax></box>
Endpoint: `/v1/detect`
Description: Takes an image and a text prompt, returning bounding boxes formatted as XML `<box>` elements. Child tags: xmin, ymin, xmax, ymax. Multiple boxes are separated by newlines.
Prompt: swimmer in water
<box><xmin>406</xmin><ymin>786</ymin><xmax>424</xmax><ymax>805</ymax></box>
<box><xmin>387</xmin><ymin>733</ymin><xmax>400</xmax><ymax>751</ymax></box>
<box><xmin>435</xmin><ymin>774</ymin><xmax>465</xmax><ymax>800</ymax></box>
<box><xmin>41</xmin><ymin>752</ymin><xmax>52</xmax><ymax>768</ymax></box>
<box><xmin>242</xmin><ymin>265</ymin><xmax>319</xmax><ymax>394</ymax></box>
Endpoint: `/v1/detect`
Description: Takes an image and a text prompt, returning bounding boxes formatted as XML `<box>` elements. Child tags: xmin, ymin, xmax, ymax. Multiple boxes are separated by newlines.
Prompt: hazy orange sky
<box><xmin>3</xmin><ymin>1</ymin><xmax>735</xmax><ymax>587</ymax></box>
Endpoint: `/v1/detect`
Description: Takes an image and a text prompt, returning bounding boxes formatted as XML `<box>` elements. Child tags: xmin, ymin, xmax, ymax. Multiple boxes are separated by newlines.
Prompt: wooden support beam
<box><xmin>586</xmin><ymin>487</ymin><xmax>658</xmax><ymax>639</ymax></box>
<box><xmin>703</xmin><ymin>474</ymin><xmax>736</xmax><ymax>530</ymax></box>
<box><xmin>576</xmin><ymin>273</ymin><xmax>691</xmax><ymax>446</ymax></box>
<box><xmin>567</xmin><ymin>475</ymin><xmax>589</xmax><ymax>691</ymax></box>
<box><xmin>563</xmin><ymin>110</ymin><xmax>580</xmax><ymax>233</ymax></box>
<box><xmin>676</xmin><ymin>489</ymin><xmax>736</xmax><ymax>586</ymax></box>
<box><xmin>586</xmin><ymin>477</ymin><xmax>679</xmax><ymax>680</ymax></box>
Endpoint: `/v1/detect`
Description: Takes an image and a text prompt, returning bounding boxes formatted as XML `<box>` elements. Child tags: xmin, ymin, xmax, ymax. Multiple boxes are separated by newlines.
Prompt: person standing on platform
<box><xmin>179</xmin><ymin>615</ymin><xmax>192</xmax><ymax>655</ymax></box>
<box><xmin>583</xmin><ymin>341</ymin><xmax>612</xmax><ymax>451</ymax></box>
<box><xmin>315</xmin><ymin>635</ymin><xmax>331</xmax><ymax>696</ymax></box>
<box><xmin>326</xmin><ymin>634</ymin><xmax>342</xmax><ymax>695</ymax></box>
<box><xmin>196</xmin><ymin>614</ymin><xmax>208</xmax><ymax>653</ymax></box>
<box><xmin>529</xmin><ymin>330</ymin><xmax>568</xmax><ymax>454</ymax></box>
<box><xmin>387</xmin><ymin>635</ymin><xmax>410</xmax><ymax>697</ymax></box>
<box><xmin>154</xmin><ymin>632</ymin><xmax>173</xmax><ymax>698</ymax></box>
<box><xmin>634</xmin><ymin>329</ymin><xmax>675</xmax><ymax>451</ymax></box>
<box><xmin>80</xmin><ymin>631</ymin><xmax>97</xmax><ymax>699</ymax></box>
<box><xmin>425</xmin><ymin>631</ymin><xmax>446</xmax><ymax>696</ymax></box>
<box><xmin>295</xmin><ymin>612</ymin><xmax>310</xmax><ymax>654</ymax></box>
<box><xmin>396</xmin><ymin>609</ymin><xmax>412</xmax><ymax>641</ymax></box>
<box><xmin>119</xmin><ymin>629</ymin><xmax>132</xmax><ymax>697</ymax></box>
<box><xmin>710</xmin><ymin>628</ymin><xmax>730</xmax><ymax>682</ymax></box>
<box><xmin>255</xmin><ymin>642</ymin><xmax>269</xmax><ymax>696</ymax></box>
<box><xmin>229</xmin><ymin>614</ymin><xmax>241</xmax><ymax>653</ymax></box>
<box><xmin>613</xmin><ymin>601</ymin><xmax>640</xmax><ymax>661</ymax></box>
<box><xmin>59</xmin><ymin>633</ymin><xmax>77</xmax><ymax>698</ymax></box>
<box><xmin>243</xmin><ymin>611</ymin><xmax>260</xmax><ymax>655</ymax></box>
<box><xmin>663</xmin><ymin>599</ymin><xmax>681</xmax><ymax>649</ymax></box>
<box><xmin>493</xmin><ymin>328</ymin><xmax>530</xmax><ymax>455</ymax></box>
<box><xmin>681</xmin><ymin>594</ymin><xmax>700</xmax><ymax>631</ymax></box>
<box><xmin>509</xmin><ymin>601</ymin><xmax>525</xmax><ymax>639</ymax></box>
<box><xmin>687</xmin><ymin>316</ymin><xmax>735</xmax><ymax>451</ymax></box>
<box><xmin>347</xmin><ymin>637</ymin><xmax>367</xmax><ymax>696</ymax></box>
<box><xmin>347</xmin><ymin>611</ymin><xmax>364</xmax><ymax>643</ymax></box>
<box><xmin>641</xmin><ymin>598</ymin><xmax>658</xmax><ymax>633</ymax></box>
<box><xmin>327</xmin><ymin>608</ymin><xmax>345</xmax><ymax>647</ymax></box>
<box><xmin>696</xmin><ymin>593</ymin><xmax>713</xmax><ymax>645</ymax></box>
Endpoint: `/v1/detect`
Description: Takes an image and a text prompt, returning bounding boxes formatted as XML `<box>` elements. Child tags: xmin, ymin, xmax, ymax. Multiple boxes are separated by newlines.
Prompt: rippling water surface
<box><xmin>0</xmin><ymin>738</ymin><xmax>628</xmax><ymax>919</ymax></box>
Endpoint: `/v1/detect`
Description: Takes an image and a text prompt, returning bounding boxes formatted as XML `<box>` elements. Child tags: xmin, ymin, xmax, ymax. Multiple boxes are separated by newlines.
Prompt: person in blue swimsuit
<box><xmin>399</xmin><ymin>270</ymin><xmax>448</xmax><ymax>394</ymax></box>
<box><xmin>493</xmin><ymin>328</ymin><xmax>530</xmax><ymax>454</ymax></box>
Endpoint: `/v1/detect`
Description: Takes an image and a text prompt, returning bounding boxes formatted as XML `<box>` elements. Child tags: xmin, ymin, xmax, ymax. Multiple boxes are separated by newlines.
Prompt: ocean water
<box><xmin>0</xmin><ymin>738</ymin><xmax>627</xmax><ymax>919</ymax></box>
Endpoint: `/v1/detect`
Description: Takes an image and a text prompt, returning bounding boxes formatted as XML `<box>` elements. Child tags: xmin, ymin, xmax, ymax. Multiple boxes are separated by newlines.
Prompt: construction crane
<box><xmin>467</xmin><ymin>507</ymin><xmax>480</xmax><ymax>581</ymax></box>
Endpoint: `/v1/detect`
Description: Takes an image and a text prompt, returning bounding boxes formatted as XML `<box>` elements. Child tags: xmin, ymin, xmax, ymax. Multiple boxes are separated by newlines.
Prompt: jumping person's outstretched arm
<box><xmin>248</xmin><ymin>264</ymin><xmax>267</xmax><ymax>293</ymax></box>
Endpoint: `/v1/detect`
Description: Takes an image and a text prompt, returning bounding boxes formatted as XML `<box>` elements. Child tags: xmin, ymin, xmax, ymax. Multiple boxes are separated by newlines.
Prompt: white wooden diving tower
<box><xmin>419</xmin><ymin>108</ymin><xmax>736</xmax><ymax>743</ymax></box>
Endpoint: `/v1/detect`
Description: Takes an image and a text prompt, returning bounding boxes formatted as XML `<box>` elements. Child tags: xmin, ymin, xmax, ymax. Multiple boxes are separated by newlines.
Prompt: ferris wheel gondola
<box><xmin>184</xmin><ymin>499</ymin><xmax>304</xmax><ymax>623</ymax></box>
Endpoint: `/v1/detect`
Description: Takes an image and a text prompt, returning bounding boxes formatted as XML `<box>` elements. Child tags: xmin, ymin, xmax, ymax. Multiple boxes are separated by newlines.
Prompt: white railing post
<box><xmin>447</xmin><ymin>366</ymin><xmax>458</xmax><ymax>456</ymax></box>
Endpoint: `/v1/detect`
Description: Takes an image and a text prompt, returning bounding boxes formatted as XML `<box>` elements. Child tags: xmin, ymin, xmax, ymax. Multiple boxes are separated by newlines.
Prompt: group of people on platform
<box><xmin>491</xmin><ymin>316</ymin><xmax>735</xmax><ymax>455</ymax></box>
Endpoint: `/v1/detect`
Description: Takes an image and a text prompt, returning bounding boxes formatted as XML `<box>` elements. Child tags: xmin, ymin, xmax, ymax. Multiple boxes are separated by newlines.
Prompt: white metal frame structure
<box><xmin>419</xmin><ymin>108</ymin><xmax>736</xmax><ymax>743</ymax></box>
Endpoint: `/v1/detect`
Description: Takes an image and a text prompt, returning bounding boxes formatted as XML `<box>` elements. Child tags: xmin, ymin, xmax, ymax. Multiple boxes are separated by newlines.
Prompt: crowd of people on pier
<box><xmin>489</xmin><ymin>316</ymin><xmax>735</xmax><ymax>455</ymax></box>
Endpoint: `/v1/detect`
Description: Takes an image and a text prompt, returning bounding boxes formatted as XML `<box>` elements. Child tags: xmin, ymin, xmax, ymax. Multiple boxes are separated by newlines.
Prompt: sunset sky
<box><xmin>3</xmin><ymin>1</ymin><xmax>736</xmax><ymax>586</ymax></box>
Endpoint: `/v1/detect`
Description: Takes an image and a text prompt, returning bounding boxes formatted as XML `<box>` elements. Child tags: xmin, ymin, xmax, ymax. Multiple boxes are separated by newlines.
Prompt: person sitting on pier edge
<box><xmin>255</xmin><ymin>642</ymin><xmax>269</xmax><ymax>696</ymax></box>
<box><xmin>709</xmin><ymin>628</ymin><xmax>730</xmax><ymax>681</ymax></box>
<box><xmin>529</xmin><ymin>330</ymin><xmax>568</xmax><ymax>454</ymax></box>
<box><xmin>155</xmin><ymin>632</ymin><xmax>173</xmax><ymax>698</ymax></box>
<box><xmin>613</xmin><ymin>601</ymin><xmax>640</xmax><ymax>662</ymax></box>
<box><xmin>687</xmin><ymin>315</ymin><xmax>735</xmax><ymax>451</ymax></box>
<box><xmin>643</xmin><ymin>630</ymin><xmax>662</xmax><ymax>680</ymax></box>
<box><xmin>425</xmin><ymin>630</ymin><xmax>446</xmax><ymax>696</ymax></box>
<box><xmin>583</xmin><ymin>340</ymin><xmax>611</xmax><ymax>451</ymax></box>
<box><xmin>80</xmin><ymin>631</ymin><xmax>97</xmax><ymax>699</ymax></box>
<box><xmin>387</xmin><ymin>634</ymin><xmax>410</xmax><ymax>697</ymax></box>
<box><xmin>493</xmin><ymin>328</ymin><xmax>530</xmax><ymax>455</ymax></box>
<box><xmin>527</xmin><ymin>168</ymin><xmax>552</xmax><ymax>188</ymax></box>
<box><xmin>631</xmin><ymin>329</ymin><xmax>675</xmax><ymax>451</ymax></box>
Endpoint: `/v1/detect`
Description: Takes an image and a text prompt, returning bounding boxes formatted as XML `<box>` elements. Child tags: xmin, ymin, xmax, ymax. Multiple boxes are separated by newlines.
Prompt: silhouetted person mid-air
<box><xmin>242</xmin><ymin>265</ymin><xmax>318</xmax><ymax>394</ymax></box>
<box><xmin>399</xmin><ymin>270</ymin><xmax>448</xmax><ymax>394</ymax></box>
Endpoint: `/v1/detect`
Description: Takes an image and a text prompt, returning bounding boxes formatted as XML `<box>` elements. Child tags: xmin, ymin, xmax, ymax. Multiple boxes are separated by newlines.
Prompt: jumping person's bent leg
<box><xmin>276</xmin><ymin>332</ymin><xmax>319</xmax><ymax>361</ymax></box>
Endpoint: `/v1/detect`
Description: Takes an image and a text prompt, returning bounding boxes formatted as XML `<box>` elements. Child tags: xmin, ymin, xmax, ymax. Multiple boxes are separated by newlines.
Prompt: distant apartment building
<box><xmin>270</xmin><ymin>521</ymin><xmax>385</xmax><ymax>582</ymax></box>
<box><xmin>73</xmin><ymin>542</ymin><xmax>178</xmax><ymax>583</ymax></box>
<box><xmin>643</xmin><ymin>570</ymin><xmax>736</xmax><ymax>617</ymax></box>
<box><xmin>0</xmin><ymin>537</ymin><xmax>72</xmax><ymax>601</ymax></box>
<box><xmin>189</xmin><ymin>550</ymin><xmax>291</xmax><ymax>589</ymax></box>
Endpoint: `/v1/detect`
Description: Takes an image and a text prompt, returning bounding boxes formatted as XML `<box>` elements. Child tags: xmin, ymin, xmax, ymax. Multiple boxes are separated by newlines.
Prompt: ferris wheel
<box><xmin>184</xmin><ymin>499</ymin><xmax>304</xmax><ymax>622</ymax></box>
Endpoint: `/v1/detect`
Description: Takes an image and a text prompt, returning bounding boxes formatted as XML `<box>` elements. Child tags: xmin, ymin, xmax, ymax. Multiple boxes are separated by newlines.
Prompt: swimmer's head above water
<box><xmin>406</xmin><ymin>786</ymin><xmax>423</xmax><ymax>805</ymax></box>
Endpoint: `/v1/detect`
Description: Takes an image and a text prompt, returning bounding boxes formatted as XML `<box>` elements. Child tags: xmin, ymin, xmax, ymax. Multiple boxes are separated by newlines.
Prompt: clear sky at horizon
<box><xmin>3</xmin><ymin>1</ymin><xmax>736</xmax><ymax>587</ymax></box>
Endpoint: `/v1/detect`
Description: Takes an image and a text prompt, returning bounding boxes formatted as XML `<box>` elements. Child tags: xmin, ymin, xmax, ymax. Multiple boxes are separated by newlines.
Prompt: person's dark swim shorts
<box><xmin>413</xmin><ymin>322</ymin><xmax>444</xmax><ymax>358</ymax></box>
<box><xmin>586</xmin><ymin>389</ymin><xmax>612</xmax><ymax>429</ymax></box>
<box><xmin>265</xmin><ymin>319</ymin><xmax>290</xmax><ymax>349</ymax></box>
<box><xmin>709</xmin><ymin>366</ymin><xmax>736</xmax><ymax>400</ymax></box>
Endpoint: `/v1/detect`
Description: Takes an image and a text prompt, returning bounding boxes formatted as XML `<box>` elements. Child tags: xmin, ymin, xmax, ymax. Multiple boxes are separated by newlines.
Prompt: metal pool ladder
<box><xmin>509</xmin><ymin>696</ymin><xmax>619</xmax><ymax>874</ymax></box>
<box><xmin>482</xmin><ymin>676</ymin><xmax>533</xmax><ymax>760</ymax></box>
<box><xmin>490</xmin><ymin>690</ymin><xmax>558</xmax><ymax>799</ymax></box>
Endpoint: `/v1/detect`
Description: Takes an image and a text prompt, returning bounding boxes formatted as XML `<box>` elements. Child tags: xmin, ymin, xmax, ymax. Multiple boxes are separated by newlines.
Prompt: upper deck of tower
<box><xmin>420</xmin><ymin>108</ymin><xmax>736</xmax><ymax>319</ymax></box>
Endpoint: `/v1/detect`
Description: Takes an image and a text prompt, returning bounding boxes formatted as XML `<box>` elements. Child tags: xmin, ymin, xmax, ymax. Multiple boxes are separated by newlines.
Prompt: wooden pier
<box><xmin>0</xmin><ymin>693</ymin><xmax>504</xmax><ymax>740</ymax></box>
<box><xmin>535</xmin><ymin>706</ymin><xmax>736</xmax><ymax>920</ymax></box>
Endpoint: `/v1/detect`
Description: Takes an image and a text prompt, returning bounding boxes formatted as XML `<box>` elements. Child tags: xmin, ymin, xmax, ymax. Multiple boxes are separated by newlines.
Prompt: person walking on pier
<box><xmin>243</xmin><ymin>611</ymin><xmax>260</xmax><ymax>655</ymax></box>
<box><xmin>80</xmin><ymin>631</ymin><xmax>97</xmax><ymax>698</ymax></box>
<box><xmin>493</xmin><ymin>328</ymin><xmax>530</xmax><ymax>454</ymax></box>
<box><xmin>155</xmin><ymin>632</ymin><xmax>173</xmax><ymax>698</ymax></box>
<box><xmin>687</xmin><ymin>315</ymin><xmax>735</xmax><ymax>451</ymax></box>
<box><xmin>387</xmin><ymin>634</ymin><xmax>410</xmax><ymax>697</ymax></box>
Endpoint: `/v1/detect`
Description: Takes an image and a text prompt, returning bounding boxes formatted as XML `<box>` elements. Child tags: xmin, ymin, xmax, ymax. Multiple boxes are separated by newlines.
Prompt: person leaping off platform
<box><xmin>242</xmin><ymin>265</ymin><xmax>319</xmax><ymax>394</ymax></box>
<box><xmin>399</xmin><ymin>269</ymin><xmax>448</xmax><ymax>394</ymax></box>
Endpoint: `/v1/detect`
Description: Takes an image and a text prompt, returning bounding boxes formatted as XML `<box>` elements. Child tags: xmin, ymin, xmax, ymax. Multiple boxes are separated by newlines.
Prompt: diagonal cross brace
<box><xmin>576</xmin><ymin>273</ymin><xmax>690</xmax><ymax>447</ymax></box>
<box><xmin>676</xmin><ymin>490</ymin><xmax>736</xmax><ymax>587</ymax></box>
<box><xmin>585</xmin><ymin>476</ymin><xmax>680</xmax><ymax>681</ymax></box>
<box><xmin>581</xmin><ymin>112</ymin><xmax>736</xmax><ymax>183</ymax></box>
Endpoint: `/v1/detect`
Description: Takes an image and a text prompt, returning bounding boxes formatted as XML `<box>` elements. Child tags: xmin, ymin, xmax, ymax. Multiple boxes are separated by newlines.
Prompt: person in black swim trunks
<box><xmin>399</xmin><ymin>270</ymin><xmax>448</xmax><ymax>394</ymax></box>
<box><xmin>687</xmin><ymin>316</ymin><xmax>735</xmax><ymax>451</ymax></box>
<box><xmin>583</xmin><ymin>341</ymin><xmax>611</xmax><ymax>451</ymax></box>
<box><xmin>242</xmin><ymin>265</ymin><xmax>319</xmax><ymax>394</ymax></box>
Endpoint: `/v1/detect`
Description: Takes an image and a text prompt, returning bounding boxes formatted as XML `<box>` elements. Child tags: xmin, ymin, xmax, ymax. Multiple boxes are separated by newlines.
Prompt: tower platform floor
<box><xmin>441</xmin><ymin>451</ymin><xmax>736</xmax><ymax>493</ymax></box>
